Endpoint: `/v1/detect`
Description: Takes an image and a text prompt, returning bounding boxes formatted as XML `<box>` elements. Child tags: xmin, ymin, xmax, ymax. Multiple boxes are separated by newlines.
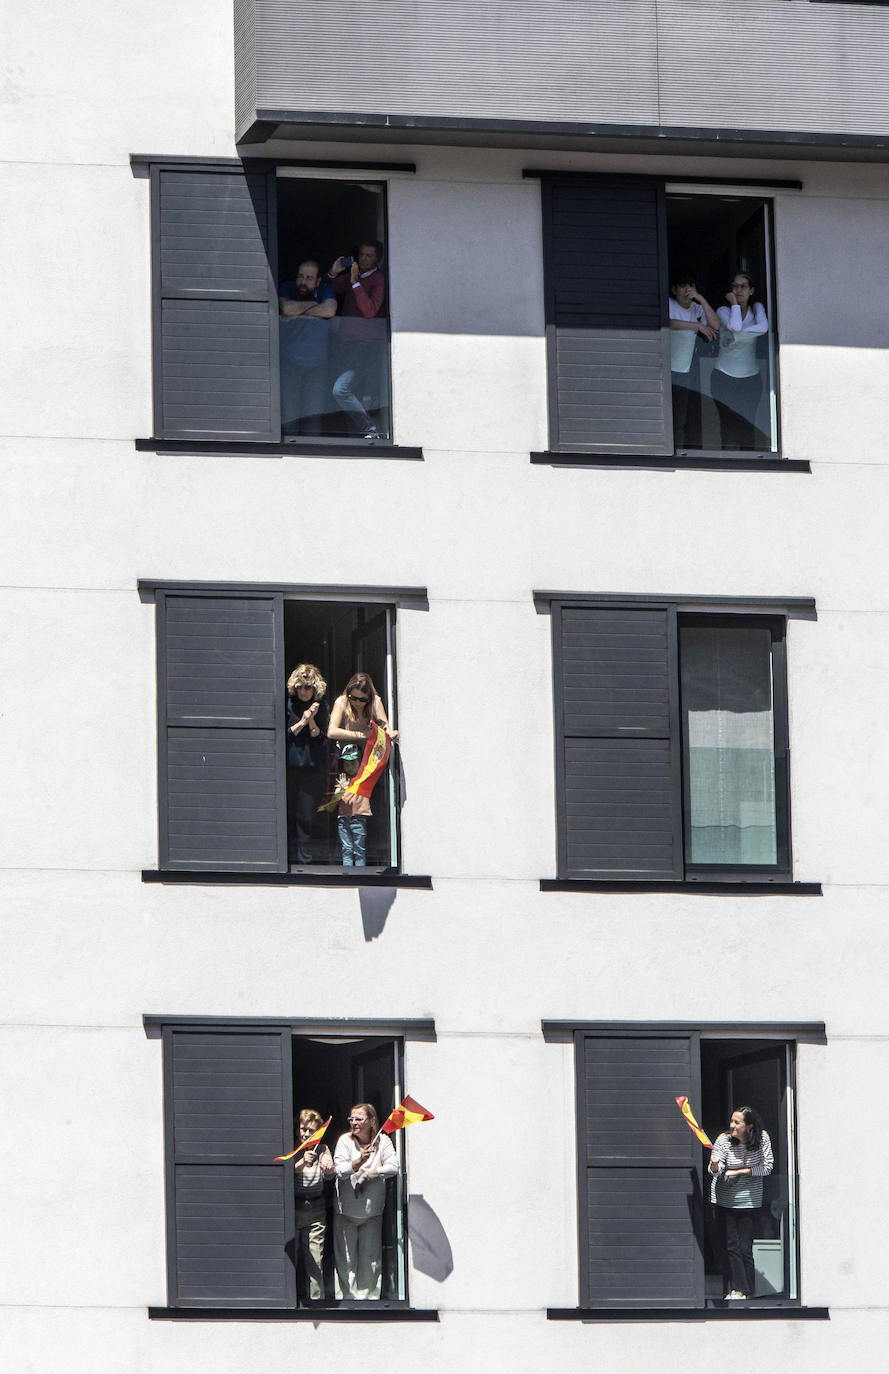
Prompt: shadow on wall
<box><xmin>408</xmin><ymin>1195</ymin><xmax>454</xmax><ymax>1282</ymax></box>
<box><xmin>359</xmin><ymin>886</ymin><xmax>397</xmax><ymax>940</ymax></box>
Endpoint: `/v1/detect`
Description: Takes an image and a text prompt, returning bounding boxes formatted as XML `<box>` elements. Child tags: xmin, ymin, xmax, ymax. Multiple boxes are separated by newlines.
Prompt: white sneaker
<box><xmin>726</xmin><ymin>1290</ymin><xmax>747</xmax><ymax>1300</ymax></box>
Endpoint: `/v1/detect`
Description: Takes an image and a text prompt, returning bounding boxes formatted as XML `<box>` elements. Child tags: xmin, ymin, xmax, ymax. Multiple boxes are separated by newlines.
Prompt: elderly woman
<box><xmin>293</xmin><ymin>1108</ymin><xmax>335</xmax><ymax>1300</ymax></box>
<box><xmin>333</xmin><ymin>1102</ymin><xmax>398</xmax><ymax>1300</ymax></box>
<box><xmin>709</xmin><ymin>1105</ymin><xmax>774</xmax><ymax>1299</ymax></box>
<box><xmin>285</xmin><ymin>662</ymin><xmax>330</xmax><ymax>864</ymax></box>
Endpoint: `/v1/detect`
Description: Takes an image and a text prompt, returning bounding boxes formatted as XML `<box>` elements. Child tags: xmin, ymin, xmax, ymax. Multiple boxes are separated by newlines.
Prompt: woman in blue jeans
<box><xmin>327</xmin><ymin>672</ymin><xmax>398</xmax><ymax>865</ymax></box>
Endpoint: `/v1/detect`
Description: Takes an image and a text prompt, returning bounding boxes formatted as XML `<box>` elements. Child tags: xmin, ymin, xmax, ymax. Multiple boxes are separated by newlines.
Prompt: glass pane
<box><xmin>277</xmin><ymin>176</ymin><xmax>390</xmax><ymax>442</ymax></box>
<box><xmin>680</xmin><ymin>626</ymin><xmax>777</xmax><ymax>865</ymax></box>
<box><xmin>667</xmin><ymin>195</ymin><xmax>777</xmax><ymax>454</ymax></box>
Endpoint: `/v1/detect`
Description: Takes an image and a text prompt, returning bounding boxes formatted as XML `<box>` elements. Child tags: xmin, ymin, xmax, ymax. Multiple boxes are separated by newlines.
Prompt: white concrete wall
<box><xmin>2</xmin><ymin>0</ymin><xmax>888</xmax><ymax>1369</ymax></box>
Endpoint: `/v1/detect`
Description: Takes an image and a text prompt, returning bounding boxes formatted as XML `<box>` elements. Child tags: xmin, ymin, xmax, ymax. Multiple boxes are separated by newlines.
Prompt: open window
<box><xmin>540</xmin><ymin>174</ymin><xmax>780</xmax><ymax>459</ymax></box>
<box><xmin>156</xmin><ymin>1021</ymin><xmax>412</xmax><ymax>1309</ymax></box>
<box><xmin>549</xmin><ymin>597</ymin><xmax>797</xmax><ymax>881</ymax></box>
<box><xmin>568</xmin><ymin>1026</ymin><xmax>803</xmax><ymax>1309</ymax></box>
<box><xmin>276</xmin><ymin>173</ymin><xmax>391</xmax><ymax>441</ymax></box>
<box><xmin>151</xmin><ymin>585</ymin><xmax>401</xmax><ymax>874</ymax></box>
<box><xmin>148</xmin><ymin>162</ymin><xmax>391</xmax><ymax>446</ymax></box>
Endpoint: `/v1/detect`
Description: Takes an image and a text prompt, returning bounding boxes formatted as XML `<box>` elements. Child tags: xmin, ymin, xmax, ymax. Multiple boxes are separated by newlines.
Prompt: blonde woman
<box><xmin>286</xmin><ymin>663</ymin><xmax>330</xmax><ymax>864</ymax></box>
<box><xmin>327</xmin><ymin>673</ymin><xmax>398</xmax><ymax>866</ymax></box>
<box><xmin>293</xmin><ymin>1107</ymin><xmax>335</xmax><ymax>1300</ymax></box>
<box><xmin>333</xmin><ymin>1102</ymin><xmax>398</xmax><ymax>1299</ymax></box>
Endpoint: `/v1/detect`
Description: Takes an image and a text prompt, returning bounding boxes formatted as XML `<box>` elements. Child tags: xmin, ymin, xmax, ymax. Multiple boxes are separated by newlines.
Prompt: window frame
<box><xmin>147</xmin><ymin>1014</ymin><xmax>437</xmax><ymax>1318</ymax></box>
<box><xmin>539</xmin><ymin>173</ymin><xmax>784</xmax><ymax>463</ymax></box>
<box><xmin>544</xmin><ymin>593</ymin><xmax>813</xmax><ymax>885</ymax></box>
<box><xmin>143</xmin><ymin>156</ymin><xmax>402</xmax><ymax>451</ymax></box>
<box><xmin>541</xmin><ymin>1019</ymin><xmax>823</xmax><ymax>1315</ymax></box>
<box><xmin>143</xmin><ymin>580</ymin><xmax>426</xmax><ymax>879</ymax></box>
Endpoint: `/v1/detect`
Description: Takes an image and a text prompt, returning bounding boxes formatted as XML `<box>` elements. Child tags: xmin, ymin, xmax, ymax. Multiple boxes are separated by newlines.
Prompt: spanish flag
<box><xmin>381</xmin><ymin>1096</ymin><xmax>434</xmax><ymax>1134</ymax></box>
<box><xmin>675</xmin><ymin>1096</ymin><xmax>713</xmax><ymax>1148</ymax></box>
<box><xmin>346</xmin><ymin>723</ymin><xmax>391</xmax><ymax>800</ymax></box>
<box><xmin>274</xmin><ymin>1115</ymin><xmax>331</xmax><ymax>1161</ymax></box>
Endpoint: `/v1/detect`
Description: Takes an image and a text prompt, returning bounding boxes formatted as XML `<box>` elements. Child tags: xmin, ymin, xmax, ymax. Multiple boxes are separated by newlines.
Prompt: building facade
<box><xmin>3</xmin><ymin>0</ymin><xmax>889</xmax><ymax>1367</ymax></box>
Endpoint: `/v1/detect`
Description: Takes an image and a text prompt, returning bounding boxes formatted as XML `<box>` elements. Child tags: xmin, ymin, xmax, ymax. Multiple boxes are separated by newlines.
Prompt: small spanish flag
<box><xmin>381</xmin><ymin>1096</ymin><xmax>434</xmax><ymax>1134</ymax></box>
<box><xmin>274</xmin><ymin>1115</ymin><xmax>332</xmax><ymax>1161</ymax></box>
<box><xmin>675</xmin><ymin>1096</ymin><xmax>713</xmax><ymax>1148</ymax></box>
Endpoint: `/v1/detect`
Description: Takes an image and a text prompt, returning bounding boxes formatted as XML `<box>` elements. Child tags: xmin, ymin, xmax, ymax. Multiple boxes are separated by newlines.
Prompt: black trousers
<box><xmin>287</xmin><ymin>766</ymin><xmax>324</xmax><ymax>863</ymax></box>
<box><xmin>711</xmin><ymin>369</ymin><xmax>766</xmax><ymax>450</ymax></box>
<box><xmin>671</xmin><ymin>372</ymin><xmax>702</xmax><ymax>450</ymax></box>
<box><xmin>720</xmin><ymin>1207</ymin><xmax>758</xmax><ymax>1295</ymax></box>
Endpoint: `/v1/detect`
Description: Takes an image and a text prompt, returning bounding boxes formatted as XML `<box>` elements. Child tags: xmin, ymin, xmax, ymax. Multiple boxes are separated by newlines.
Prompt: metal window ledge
<box><xmin>531</xmin><ymin>452</ymin><xmax>810</xmax><ymax>472</ymax></box>
<box><xmin>148</xmin><ymin>1306</ymin><xmax>439</xmax><ymax>1322</ymax></box>
<box><xmin>540</xmin><ymin>880</ymin><xmax>821</xmax><ymax>895</ymax></box>
<box><xmin>547</xmin><ymin>1306</ymin><xmax>828</xmax><ymax>1322</ymax></box>
<box><xmin>135</xmin><ymin>438</ymin><xmax>423</xmax><ymax>460</ymax></box>
<box><xmin>142</xmin><ymin>870</ymin><xmax>432</xmax><ymax>888</ymax></box>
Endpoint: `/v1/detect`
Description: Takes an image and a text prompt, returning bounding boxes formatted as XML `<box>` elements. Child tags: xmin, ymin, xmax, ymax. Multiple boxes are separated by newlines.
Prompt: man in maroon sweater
<box><xmin>328</xmin><ymin>241</ymin><xmax>387</xmax><ymax>440</ymax></box>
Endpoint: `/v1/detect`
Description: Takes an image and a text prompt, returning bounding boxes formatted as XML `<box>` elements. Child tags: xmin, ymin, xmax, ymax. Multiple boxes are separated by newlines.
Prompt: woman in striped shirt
<box><xmin>709</xmin><ymin>1106</ymin><xmax>774</xmax><ymax>1299</ymax></box>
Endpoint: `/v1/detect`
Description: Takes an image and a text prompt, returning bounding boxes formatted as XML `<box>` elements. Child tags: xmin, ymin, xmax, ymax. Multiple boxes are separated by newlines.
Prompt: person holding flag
<box><xmin>327</xmin><ymin>672</ymin><xmax>398</xmax><ymax>867</ymax></box>
<box><xmin>292</xmin><ymin>1108</ymin><xmax>335</xmax><ymax>1300</ymax></box>
<box><xmin>333</xmin><ymin>1102</ymin><xmax>398</xmax><ymax>1299</ymax></box>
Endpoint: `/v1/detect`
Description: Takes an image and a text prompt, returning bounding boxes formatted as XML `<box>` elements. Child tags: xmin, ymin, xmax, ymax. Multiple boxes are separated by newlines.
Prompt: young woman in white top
<box><xmin>713</xmin><ymin>271</ymin><xmax>769</xmax><ymax>450</ymax></box>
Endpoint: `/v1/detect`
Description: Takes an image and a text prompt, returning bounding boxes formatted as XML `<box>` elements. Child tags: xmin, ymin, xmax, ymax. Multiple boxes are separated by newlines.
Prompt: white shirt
<box><xmin>669</xmin><ymin>298</ymin><xmax>707</xmax><ymax>374</ymax></box>
<box><xmin>334</xmin><ymin>1131</ymin><xmax>398</xmax><ymax>1220</ymax></box>
<box><xmin>716</xmin><ymin>302</ymin><xmax>769</xmax><ymax>378</ymax></box>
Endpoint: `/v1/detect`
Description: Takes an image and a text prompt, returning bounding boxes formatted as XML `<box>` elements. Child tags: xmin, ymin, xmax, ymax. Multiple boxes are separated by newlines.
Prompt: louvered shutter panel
<box><xmin>543</xmin><ymin>176</ymin><xmax>672</xmax><ymax>454</ymax></box>
<box><xmin>555</xmin><ymin>603</ymin><xmax>682</xmax><ymax>879</ymax></box>
<box><xmin>578</xmin><ymin>1033</ymin><xmax>704</xmax><ymax>1308</ymax></box>
<box><xmin>164</xmin><ymin>1027</ymin><xmax>295</xmax><ymax>1309</ymax></box>
<box><xmin>157</xmin><ymin>591</ymin><xmax>287</xmax><ymax>872</ymax></box>
<box><xmin>151</xmin><ymin>164</ymin><xmax>280</xmax><ymax>441</ymax></box>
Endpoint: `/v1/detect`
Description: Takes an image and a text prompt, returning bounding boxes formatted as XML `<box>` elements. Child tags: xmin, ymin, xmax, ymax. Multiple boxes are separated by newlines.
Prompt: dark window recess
<box><xmin>575</xmin><ymin>1030</ymin><xmax>798</xmax><ymax>1309</ymax></box>
<box><xmin>551</xmin><ymin>603</ymin><xmax>790</xmax><ymax>881</ymax></box>
<box><xmin>150</xmin><ymin>164</ymin><xmax>280</xmax><ymax>442</ymax></box>
<box><xmin>162</xmin><ymin>1025</ymin><xmax>408</xmax><ymax>1309</ymax></box>
<box><xmin>541</xmin><ymin>175</ymin><xmax>780</xmax><ymax>459</ymax></box>
<box><xmin>154</xmin><ymin>589</ymin><xmax>400</xmax><ymax>874</ymax></box>
<box><xmin>276</xmin><ymin>175</ymin><xmax>391</xmax><ymax>442</ymax></box>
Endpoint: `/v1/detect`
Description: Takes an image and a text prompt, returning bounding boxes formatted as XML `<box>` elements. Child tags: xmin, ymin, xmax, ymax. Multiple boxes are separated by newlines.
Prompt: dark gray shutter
<box><xmin>577</xmin><ymin>1032</ymin><xmax>704</xmax><ymax>1309</ymax></box>
<box><xmin>164</xmin><ymin>1026</ymin><xmax>295</xmax><ymax>1309</ymax></box>
<box><xmin>151</xmin><ymin>164</ymin><xmax>280</xmax><ymax>441</ymax></box>
<box><xmin>543</xmin><ymin>175</ymin><xmax>672</xmax><ymax>455</ymax></box>
<box><xmin>157</xmin><ymin>590</ymin><xmax>287</xmax><ymax>872</ymax></box>
<box><xmin>555</xmin><ymin>603</ymin><xmax>683</xmax><ymax>879</ymax></box>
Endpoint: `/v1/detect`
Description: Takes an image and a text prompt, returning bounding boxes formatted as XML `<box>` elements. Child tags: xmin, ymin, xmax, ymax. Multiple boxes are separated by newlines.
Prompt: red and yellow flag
<box><xmin>675</xmin><ymin>1096</ymin><xmax>713</xmax><ymax>1148</ymax></box>
<box><xmin>381</xmin><ymin>1096</ymin><xmax>434</xmax><ymax>1134</ymax></box>
<box><xmin>345</xmin><ymin>723</ymin><xmax>391</xmax><ymax>800</ymax></box>
<box><xmin>274</xmin><ymin>1115</ymin><xmax>331</xmax><ymax>1161</ymax></box>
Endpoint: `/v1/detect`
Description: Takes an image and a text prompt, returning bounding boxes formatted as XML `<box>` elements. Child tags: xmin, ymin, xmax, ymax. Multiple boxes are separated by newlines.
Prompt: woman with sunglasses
<box><xmin>333</xmin><ymin>1102</ymin><xmax>398</xmax><ymax>1300</ymax></box>
<box><xmin>327</xmin><ymin>672</ymin><xmax>398</xmax><ymax>866</ymax></box>
<box><xmin>713</xmin><ymin>271</ymin><xmax>770</xmax><ymax>450</ymax></box>
<box><xmin>285</xmin><ymin>663</ymin><xmax>330</xmax><ymax>864</ymax></box>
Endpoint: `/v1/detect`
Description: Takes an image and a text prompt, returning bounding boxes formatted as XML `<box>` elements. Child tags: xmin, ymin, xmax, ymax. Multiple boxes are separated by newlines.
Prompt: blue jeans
<box><xmin>338</xmin><ymin>816</ymin><xmax>367</xmax><ymax>866</ymax></box>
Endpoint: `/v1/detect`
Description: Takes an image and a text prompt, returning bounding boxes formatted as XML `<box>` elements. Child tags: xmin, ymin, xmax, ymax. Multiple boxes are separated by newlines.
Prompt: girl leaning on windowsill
<box><xmin>326</xmin><ymin>672</ymin><xmax>399</xmax><ymax>867</ymax></box>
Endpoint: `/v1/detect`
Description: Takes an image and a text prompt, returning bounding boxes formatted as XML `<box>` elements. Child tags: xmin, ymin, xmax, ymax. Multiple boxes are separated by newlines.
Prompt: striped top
<box><xmin>710</xmin><ymin>1130</ymin><xmax>774</xmax><ymax>1209</ymax></box>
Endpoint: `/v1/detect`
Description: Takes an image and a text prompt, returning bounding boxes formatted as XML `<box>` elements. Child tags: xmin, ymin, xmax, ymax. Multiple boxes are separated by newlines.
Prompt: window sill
<box><xmin>135</xmin><ymin>438</ymin><xmax>423</xmax><ymax>460</ymax></box>
<box><xmin>547</xmin><ymin>1306</ymin><xmax>828</xmax><ymax>1322</ymax></box>
<box><xmin>148</xmin><ymin>1306</ymin><xmax>439</xmax><ymax>1322</ymax></box>
<box><xmin>142</xmin><ymin>870</ymin><xmax>432</xmax><ymax>888</ymax></box>
<box><xmin>540</xmin><ymin>879</ymin><xmax>821</xmax><ymax>895</ymax></box>
<box><xmin>531</xmin><ymin>452</ymin><xmax>810</xmax><ymax>472</ymax></box>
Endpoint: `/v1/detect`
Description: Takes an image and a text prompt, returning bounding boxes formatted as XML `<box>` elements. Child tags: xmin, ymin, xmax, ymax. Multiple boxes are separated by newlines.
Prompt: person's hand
<box><xmin>697</xmin><ymin>323</ymin><xmax>716</xmax><ymax>341</ymax></box>
<box><xmin>709</xmin><ymin>1159</ymin><xmax>720</xmax><ymax>1176</ymax></box>
<box><xmin>304</xmin><ymin>1149</ymin><xmax>317</xmax><ymax>1165</ymax></box>
<box><xmin>331</xmin><ymin>256</ymin><xmax>347</xmax><ymax>275</ymax></box>
<box><xmin>386</xmin><ymin>728</ymin><xmax>400</xmax><ymax>742</ymax></box>
<box><xmin>724</xmin><ymin>1168</ymin><xmax>744</xmax><ymax>1184</ymax></box>
<box><xmin>350</xmin><ymin>262</ymin><xmax>360</xmax><ymax>285</ymax></box>
<box><xmin>726</xmin><ymin>291</ymin><xmax>738</xmax><ymax>307</ymax></box>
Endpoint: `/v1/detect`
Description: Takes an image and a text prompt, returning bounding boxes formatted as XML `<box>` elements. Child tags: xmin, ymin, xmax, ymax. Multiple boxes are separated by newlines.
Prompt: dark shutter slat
<box><xmin>157</xmin><ymin>593</ymin><xmax>286</xmax><ymax>872</ymax></box>
<box><xmin>545</xmin><ymin>177</ymin><xmax>672</xmax><ymax>454</ymax></box>
<box><xmin>165</xmin><ymin>1029</ymin><xmax>295</xmax><ymax>1309</ymax></box>
<box><xmin>578</xmin><ymin>1035</ymin><xmax>703</xmax><ymax>1308</ymax></box>
<box><xmin>153</xmin><ymin>166</ymin><xmax>279</xmax><ymax>440</ymax></box>
<box><xmin>555</xmin><ymin>605</ymin><xmax>683</xmax><ymax>879</ymax></box>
